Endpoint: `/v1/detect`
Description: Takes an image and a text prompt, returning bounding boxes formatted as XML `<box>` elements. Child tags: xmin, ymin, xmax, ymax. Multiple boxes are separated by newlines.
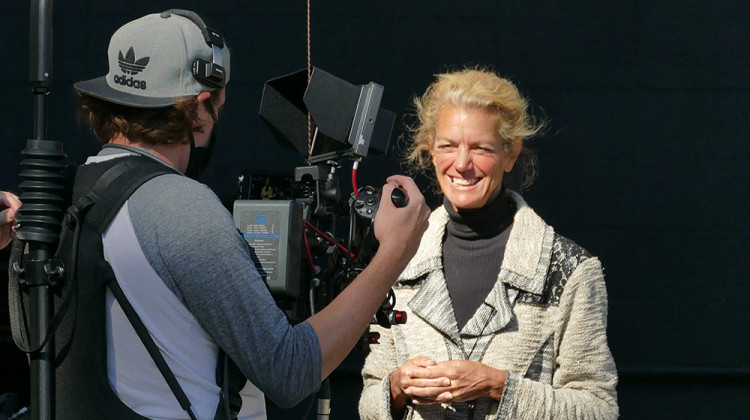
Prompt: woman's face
<box><xmin>430</xmin><ymin>106</ymin><xmax>521</xmax><ymax>211</ymax></box>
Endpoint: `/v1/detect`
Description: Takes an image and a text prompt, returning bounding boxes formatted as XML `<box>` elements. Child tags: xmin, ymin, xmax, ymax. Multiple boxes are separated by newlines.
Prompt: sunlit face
<box><xmin>430</xmin><ymin>106</ymin><xmax>521</xmax><ymax>211</ymax></box>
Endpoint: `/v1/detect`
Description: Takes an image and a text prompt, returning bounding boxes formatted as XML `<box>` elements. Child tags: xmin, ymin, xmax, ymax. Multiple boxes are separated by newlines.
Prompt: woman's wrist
<box><xmin>488</xmin><ymin>368</ymin><xmax>508</xmax><ymax>401</ymax></box>
<box><xmin>389</xmin><ymin>372</ymin><xmax>408</xmax><ymax>417</ymax></box>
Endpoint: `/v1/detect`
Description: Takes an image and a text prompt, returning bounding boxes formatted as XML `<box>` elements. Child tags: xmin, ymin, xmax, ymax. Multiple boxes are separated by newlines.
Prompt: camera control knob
<box><xmin>390</xmin><ymin>187</ymin><xmax>408</xmax><ymax>208</ymax></box>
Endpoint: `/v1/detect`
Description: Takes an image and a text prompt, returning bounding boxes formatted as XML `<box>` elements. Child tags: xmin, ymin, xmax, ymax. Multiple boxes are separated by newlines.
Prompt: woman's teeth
<box><xmin>451</xmin><ymin>177</ymin><xmax>478</xmax><ymax>186</ymax></box>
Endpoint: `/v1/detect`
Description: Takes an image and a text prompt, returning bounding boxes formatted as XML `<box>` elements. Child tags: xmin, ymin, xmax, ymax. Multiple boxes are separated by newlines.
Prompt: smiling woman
<box><xmin>406</xmin><ymin>68</ymin><xmax>542</xmax><ymax>196</ymax></box>
<box><xmin>430</xmin><ymin>106</ymin><xmax>521</xmax><ymax>211</ymax></box>
<box><xmin>359</xmin><ymin>67</ymin><xmax>619</xmax><ymax>420</ymax></box>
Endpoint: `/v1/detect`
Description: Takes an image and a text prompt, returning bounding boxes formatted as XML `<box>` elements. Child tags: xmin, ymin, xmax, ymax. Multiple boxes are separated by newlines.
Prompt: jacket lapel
<box><xmin>408</xmin><ymin>269</ymin><xmax>462</xmax><ymax>345</ymax></box>
<box><xmin>402</xmin><ymin>192</ymin><xmax>555</xmax><ymax>353</ymax></box>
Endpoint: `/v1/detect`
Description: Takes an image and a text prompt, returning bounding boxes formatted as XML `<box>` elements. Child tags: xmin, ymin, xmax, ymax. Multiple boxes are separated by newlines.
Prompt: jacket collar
<box><xmin>403</xmin><ymin>191</ymin><xmax>555</xmax><ymax>338</ymax></box>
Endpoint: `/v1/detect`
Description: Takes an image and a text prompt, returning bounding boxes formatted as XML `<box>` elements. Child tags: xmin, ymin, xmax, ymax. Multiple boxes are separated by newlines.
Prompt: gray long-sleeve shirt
<box><xmin>96</xmin><ymin>145</ymin><xmax>321</xmax><ymax>419</ymax></box>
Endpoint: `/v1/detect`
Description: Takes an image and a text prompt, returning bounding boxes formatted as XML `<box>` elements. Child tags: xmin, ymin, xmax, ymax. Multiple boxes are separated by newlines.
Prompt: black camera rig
<box><xmin>234</xmin><ymin>67</ymin><xmax>408</xmax><ymax>347</ymax></box>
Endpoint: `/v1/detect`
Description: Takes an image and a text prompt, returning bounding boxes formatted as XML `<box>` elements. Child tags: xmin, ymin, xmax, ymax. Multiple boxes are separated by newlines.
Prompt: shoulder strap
<box><xmin>82</xmin><ymin>156</ymin><xmax>180</xmax><ymax>233</ymax></box>
<box><xmin>8</xmin><ymin>156</ymin><xmax>179</xmax><ymax>353</ymax></box>
<box><xmin>86</xmin><ymin>157</ymin><xmax>237</xmax><ymax>420</ymax></box>
<box><xmin>86</xmin><ymin>157</ymin><xmax>201</xmax><ymax>420</ymax></box>
<box><xmin>10</xmin><ymin>155</ymin><xmax>223</xmax><ymax>420</ymax></box>
<box><xmin>106</xmin><ymin>271</ymin><xmax>199</xmax><ymax>420</ymax></box>
<box><xmin>13</xmin><ymin>154</ymin><xmax>235</xmax><ymax>419</ymax></box>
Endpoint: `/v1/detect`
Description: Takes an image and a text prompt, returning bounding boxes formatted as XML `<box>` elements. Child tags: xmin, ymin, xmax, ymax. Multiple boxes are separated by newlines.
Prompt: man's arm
<box><xmin>130</xmin><ymin>174</ymin><xmax>428</xmax><ymax>405</ymax></box>
<box><xmin>308</xmin><ymin>175</ymin><xmax>430</xmax><ymax>379</ymax></box>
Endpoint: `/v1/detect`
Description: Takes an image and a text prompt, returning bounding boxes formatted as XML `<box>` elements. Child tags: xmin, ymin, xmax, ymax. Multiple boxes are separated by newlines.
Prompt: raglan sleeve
<box><xmin>131</xmin><ymin>175</ymin><xmax>322</xmax><ymax>407</ymax></box>
<box><xmin>498</xmin><ymin>257</ymin><xmax>619</xmax><ymax>419</ymax></box>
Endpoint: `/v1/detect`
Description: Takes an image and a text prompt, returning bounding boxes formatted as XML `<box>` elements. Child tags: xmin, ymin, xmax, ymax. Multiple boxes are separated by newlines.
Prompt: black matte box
<box><xmin>259</xmin><ymin>67</ymin><xmax>394</xmax><ymax>159</ymax></box>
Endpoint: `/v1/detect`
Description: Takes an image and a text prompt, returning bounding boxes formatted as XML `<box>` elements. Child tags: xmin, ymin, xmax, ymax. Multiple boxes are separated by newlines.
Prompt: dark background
<box><xmin>2</xmin><ymin>1</ymin><xmax>749</xmax><ymax>418</ymax></box>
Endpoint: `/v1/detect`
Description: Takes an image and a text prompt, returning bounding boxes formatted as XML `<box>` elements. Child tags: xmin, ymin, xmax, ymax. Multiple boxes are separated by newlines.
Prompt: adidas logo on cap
<box><xmin>114</xmin><ymin>47</ymin><xmax>149</xmax><ymax>90</ymax></box>
<box><xmin>118</xmin><ymin>47</ymin><xmax>150</xmax><ymax>74</ymax></box>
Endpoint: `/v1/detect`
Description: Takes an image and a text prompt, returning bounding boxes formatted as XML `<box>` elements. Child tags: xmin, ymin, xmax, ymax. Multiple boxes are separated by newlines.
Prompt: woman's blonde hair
<box><xmin>405</xmin><ymin>67</ymin><xmax>544</xmax><ymax>192</ymax></box>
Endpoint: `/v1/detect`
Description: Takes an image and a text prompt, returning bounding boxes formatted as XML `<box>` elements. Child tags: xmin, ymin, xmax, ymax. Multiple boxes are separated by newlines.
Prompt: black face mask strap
<box><xmin>206</xmin><ymin>100</ymin><xmax>218</xmax><ymax>127</ymax></box>
<box><xmin>184</xmin><ymin>131</ymin><xmax>198</xmax><ymax>178</ymax></box>
<box><xmin>204</xmin><ymin>100</ymin><xmax>218</xmax><ymax>148</ymax></box>
<box><xmin>183</xmin><ymin>97</ymin><xmax>220</xmax><ymax>179</ymax></box>
<box><xmin>204</xmin><ymin>99</ymin><xmax>218</xmax><ymax>148</ymax></box>
<box><xmin>187</xmin><ymin>130</ymin><xmax>197</xmax><ymax>154</ymax></box>
<box><xmin>187</xmin><ymin>99</ymin><xmax>217</xmax><ymax>149</ymax></box>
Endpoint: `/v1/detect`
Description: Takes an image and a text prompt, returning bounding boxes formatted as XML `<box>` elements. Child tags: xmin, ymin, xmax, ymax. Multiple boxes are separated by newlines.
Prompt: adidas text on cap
<box><xmin>74</xmin><ymin>11</ymin><xmax>230</xmax><ymax>108</ymax></box>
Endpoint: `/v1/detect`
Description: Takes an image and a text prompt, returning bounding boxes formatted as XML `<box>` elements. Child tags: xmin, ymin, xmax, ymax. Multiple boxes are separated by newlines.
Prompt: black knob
<box><xmin>391</xmin><ymin>188</ymin><xmax>408</xmax><ymax>208</ymax></box>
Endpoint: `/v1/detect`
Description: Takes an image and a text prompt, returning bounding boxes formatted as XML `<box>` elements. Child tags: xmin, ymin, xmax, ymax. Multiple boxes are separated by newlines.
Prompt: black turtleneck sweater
<box><xmin>443</xmin><ymin>190</ymin><xmax>516</xmax><ymax>331</ymax></box>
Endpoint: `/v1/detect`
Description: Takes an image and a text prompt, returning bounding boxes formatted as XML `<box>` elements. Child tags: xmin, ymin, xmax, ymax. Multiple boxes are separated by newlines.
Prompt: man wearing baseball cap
<box><xmin>62</xmin><ymin>9</ymin><xmax>429</xmax><ymax>420</ymax></box>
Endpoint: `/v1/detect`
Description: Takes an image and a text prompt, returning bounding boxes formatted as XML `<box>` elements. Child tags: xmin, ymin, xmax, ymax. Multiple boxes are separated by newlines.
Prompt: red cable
<box><xmin>303</xmin><ymin>219</ymin><xmax>356</xmax><ymax>260</ymax></box>
<box><xmin>302</xmin><ymin>224</ymin><xmax>315</xmax><ymax>271</ymax></box>
<box><xmin>352</xmin><ymin>159</ymin><xmax>360</xmax><ymax>196</ymax></box>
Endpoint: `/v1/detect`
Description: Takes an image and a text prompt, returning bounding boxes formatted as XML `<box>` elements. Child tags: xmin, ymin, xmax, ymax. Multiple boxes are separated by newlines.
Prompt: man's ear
<box><xmin>196</xmin><ymin>91</ymin><xmax>211</xmax><ymax>103</ymax></box>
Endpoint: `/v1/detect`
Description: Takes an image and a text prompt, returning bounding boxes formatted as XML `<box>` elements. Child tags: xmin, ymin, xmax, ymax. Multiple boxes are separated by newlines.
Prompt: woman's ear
<box><xmin>504</xmin><ymin>140</ymin><xmax>523</xmax><ymax>173</ymax></box>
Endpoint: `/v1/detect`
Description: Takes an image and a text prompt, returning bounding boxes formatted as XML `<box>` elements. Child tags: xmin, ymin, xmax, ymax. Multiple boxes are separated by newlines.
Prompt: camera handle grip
<box><xmin>390</xmin><ymin>187</ymin><xmax>408</xmax><ymax>208</ymax></box>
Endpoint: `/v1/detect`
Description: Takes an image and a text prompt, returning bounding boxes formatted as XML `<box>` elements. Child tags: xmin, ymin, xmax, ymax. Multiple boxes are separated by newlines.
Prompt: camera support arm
<box><xmin>295</xmin><ymin>161</ymin><xmax>342</xmax><ymax>220</ymax></box>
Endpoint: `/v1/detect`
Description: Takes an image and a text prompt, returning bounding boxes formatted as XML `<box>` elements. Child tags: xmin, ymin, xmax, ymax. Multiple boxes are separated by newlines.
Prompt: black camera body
<box><xmin>234</xmin><ymin>163</ymin><xmax>406</xmax><ymax>337</ymax></box>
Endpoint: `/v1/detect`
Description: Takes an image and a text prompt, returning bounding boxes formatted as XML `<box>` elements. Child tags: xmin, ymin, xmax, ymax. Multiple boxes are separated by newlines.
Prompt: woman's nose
<box><xmin>454</xmin><ymin>147</ymin><xmax>472</xmax><ymax>171</ymax></box>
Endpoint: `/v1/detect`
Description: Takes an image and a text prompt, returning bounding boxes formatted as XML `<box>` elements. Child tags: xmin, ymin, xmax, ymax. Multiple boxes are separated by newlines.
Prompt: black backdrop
<box><xmin>2</xmin><ymin>1</ymin><xmax>749</xmax><ymax>418</ymax></box>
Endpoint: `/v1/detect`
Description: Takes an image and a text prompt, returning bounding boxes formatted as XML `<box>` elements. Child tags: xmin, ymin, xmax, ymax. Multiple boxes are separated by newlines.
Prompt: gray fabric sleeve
<box><xmin>509</xmin><ymin>258</ymin><xmax>619</xmax><ymax>419</ymax></box>
<box><xmin>128</xmin><ymin>174</ymin><xmax>322</xmax><ymax>408</ymax></box>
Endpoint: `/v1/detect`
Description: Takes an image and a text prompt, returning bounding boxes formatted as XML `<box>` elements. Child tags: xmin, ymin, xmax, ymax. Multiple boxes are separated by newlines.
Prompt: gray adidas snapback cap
<box><xmin>74</xmin><ymin>11</ymin><xmax>230</xmax><ymax>108</ymax></box>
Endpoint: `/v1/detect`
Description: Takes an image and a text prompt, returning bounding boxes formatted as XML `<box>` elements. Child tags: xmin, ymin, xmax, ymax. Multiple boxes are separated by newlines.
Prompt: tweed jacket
<box><xmin>359</xmin><ymin>192</ymin><xmax>618</xmax><ymax>419</ymax></box>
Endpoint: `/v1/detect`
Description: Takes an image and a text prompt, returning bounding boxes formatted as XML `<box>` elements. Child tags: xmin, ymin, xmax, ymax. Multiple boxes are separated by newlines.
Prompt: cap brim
<box><xmin>74</xmin><ymin>76</ymin><xmax>178</xmax><ymax>108</ymax></box>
